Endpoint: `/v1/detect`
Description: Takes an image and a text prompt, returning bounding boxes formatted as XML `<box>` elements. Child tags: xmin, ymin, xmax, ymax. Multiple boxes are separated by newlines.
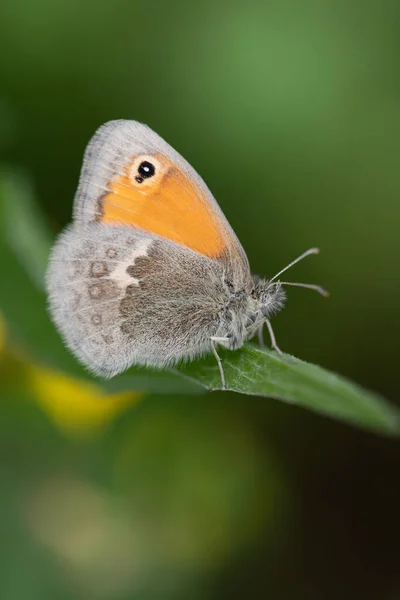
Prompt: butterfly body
<box><xmin>47</xmin><ymin>120</ymin><xmax>322</xmax><ymax>386</ymax></box>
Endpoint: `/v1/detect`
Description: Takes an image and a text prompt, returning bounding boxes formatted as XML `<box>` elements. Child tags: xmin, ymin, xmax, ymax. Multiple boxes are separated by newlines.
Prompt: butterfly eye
<box><xmin>135</xmin><ymin>161</ymin><xmax>156</xmax><ymax>183</ymax></box>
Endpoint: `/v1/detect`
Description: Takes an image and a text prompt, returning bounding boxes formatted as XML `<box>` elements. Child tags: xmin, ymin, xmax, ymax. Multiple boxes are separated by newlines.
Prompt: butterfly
<box><xmin>46</xmin><ymin>120</ymin><xmax>328</xmax><ymax>389</ymax></box>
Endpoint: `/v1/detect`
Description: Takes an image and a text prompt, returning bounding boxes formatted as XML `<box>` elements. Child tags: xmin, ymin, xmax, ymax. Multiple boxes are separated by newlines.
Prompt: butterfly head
<box><xmin>252</xmin><ymin>276</ymin><xmax>286</xmax><ymax>318</ymax></box>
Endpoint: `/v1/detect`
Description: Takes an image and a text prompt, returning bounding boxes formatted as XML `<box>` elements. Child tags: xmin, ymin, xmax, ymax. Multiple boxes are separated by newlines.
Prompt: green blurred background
<box><xmin>1</xmin><ymin>0</ymin><xmax>400</xmax><ymax>598</ymax></box>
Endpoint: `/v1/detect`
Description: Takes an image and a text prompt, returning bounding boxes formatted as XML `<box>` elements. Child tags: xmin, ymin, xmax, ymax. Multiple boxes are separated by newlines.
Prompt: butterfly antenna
<box><xmin>280</xmin><ymin>282</ymin><xmax>330</xmax><ymax>297</ymax></box>
<box><xmin>269</xmin><ymin>248</ymin><xmax>320</xmax><ymax>282</ymax></box>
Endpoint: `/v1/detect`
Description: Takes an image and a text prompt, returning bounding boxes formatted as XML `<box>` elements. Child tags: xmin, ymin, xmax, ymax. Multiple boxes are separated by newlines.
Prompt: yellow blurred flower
<box><xmin>27</xmin><ymin>365</ymin><xmax>142</xmax><ymax>437</ymax></box>
<box><xmin>1</xmin><ymin>312</ymin><xmax>140</xmax><ymax>436</ymax></box>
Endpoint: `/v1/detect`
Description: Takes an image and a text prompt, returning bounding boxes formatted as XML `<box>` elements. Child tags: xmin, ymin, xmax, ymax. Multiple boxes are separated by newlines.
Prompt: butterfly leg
<box><xmin>265</xmin><ymin>319</ymin><xmax>284</xmax><ymax>358</ymax></box>
<box><xmin>210</xmin><ymin>337</ymin><xmax>227</xmax><ymax>390</ymax></box>
<box><xmin>257</xmin><ymin>323</ymin><xmax>266</xmax><ymax>348</ymax></box>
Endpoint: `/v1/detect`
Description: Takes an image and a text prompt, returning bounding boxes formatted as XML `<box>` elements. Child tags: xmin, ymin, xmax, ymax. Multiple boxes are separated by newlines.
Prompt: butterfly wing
<box><xmin>47</xmin><ymin>224</ymin><xmax>227</xmax><ymax>377</ymax></box>
<box><xmin>47</xmin><ymin>120</ymin><xmax>252</xmax><ymax>377</ymax></box>
<box><xmin>73</xmin><ymin>120</ymin><xmax>249</xmax><ymax>276</ymax></box>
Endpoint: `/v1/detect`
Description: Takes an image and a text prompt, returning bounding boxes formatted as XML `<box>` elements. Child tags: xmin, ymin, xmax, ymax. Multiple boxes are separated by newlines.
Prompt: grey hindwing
<box><xmin>46</xmin><ymin>223</ymin><xmax>227</xmax><ymax>377</ymax></box>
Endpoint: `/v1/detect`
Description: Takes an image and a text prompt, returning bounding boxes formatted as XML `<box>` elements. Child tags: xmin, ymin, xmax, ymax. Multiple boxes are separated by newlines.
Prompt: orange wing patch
<box><xmin>98</xmin><ymin>153</ymin><xmax>227</xmax><ymax>258</ymax></box>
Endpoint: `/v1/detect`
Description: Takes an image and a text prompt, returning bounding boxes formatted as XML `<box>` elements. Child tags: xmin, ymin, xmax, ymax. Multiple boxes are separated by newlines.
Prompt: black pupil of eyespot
<box><xmin>138</xmin><ymin>161</ymin><xmax>155</xmax><ymax>178</ymax></box>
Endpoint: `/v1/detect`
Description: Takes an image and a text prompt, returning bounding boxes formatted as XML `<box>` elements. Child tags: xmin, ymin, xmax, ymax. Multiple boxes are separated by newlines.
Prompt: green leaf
<box><xmin>176</xmin><ymin>346</ymin><xmax>400</xmax><ymax>437</ymax></box>
<box><xmin>0</xmin><ymin>169</ymin><xmax>82</xmax><ymax>375</ymax></box>
<box><xmin>1</xmin><ymin>169</ymin><xmax>399</xmax><ymax>437</ymax></box>
<box><xmin>1</xmin><ymin>169</ymin><xmax>52</xmax><ymax>291</ymax></box>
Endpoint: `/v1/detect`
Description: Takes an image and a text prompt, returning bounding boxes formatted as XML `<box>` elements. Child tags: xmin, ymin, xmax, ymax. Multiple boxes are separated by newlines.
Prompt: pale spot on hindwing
<box><xmin>111</xmin><ymin>238</ymin><xmax>152</xmax><ymax>287</ymax></box>
<box><xmin>90</xmin><ymin>261</ymin><xmax>108</xmax><ymax>277</ymax></box>
<box><xmin>89</xmin><ymin>283</ymin><xmax>102</xmax><ymax>298</ymax></box>
<box><xmin>88</xmin><ymin>280</ymin><xmax>119</xmax><ymax>300</ymax></box>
